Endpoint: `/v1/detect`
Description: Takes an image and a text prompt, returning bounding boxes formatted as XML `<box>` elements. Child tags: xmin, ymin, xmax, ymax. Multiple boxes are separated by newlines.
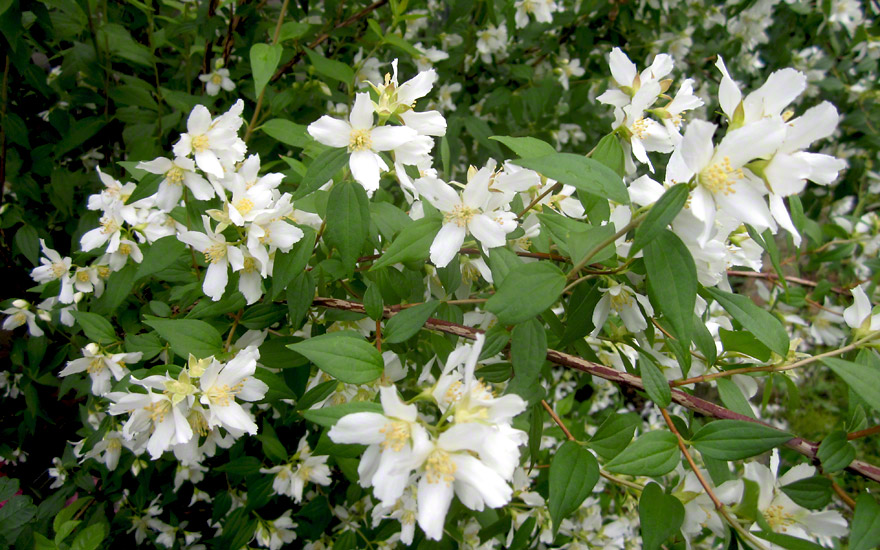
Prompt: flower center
<box><xmin>764</xmin><ymin>504</ymin><xmax>796</xmax><ymax>532</ymax></box>
<box><xmin>101</xmin><ymin>216</ymin><xmax>120</xmax><ymax>235</ymax></box>
<box><xmin>51</xmin><ymin>262</ymin><xmax>68</xmax><ymax>279</ymax></box>
<box><xmin>166</xmin><ymin>166</ymin><xmax>185</xmax><ymax>184</ymax></box>
<box><xmin>204</xmin><ymin>242</ymin><xmax>227</xmax><ymax>264</ymax></box>
<box><xmin>146</xmin><ymin>400</ymin><xmax>172</xmax><ymax>424</ymax></box>
<box><xmin>444</xmin><ymin>204</ymin><xmax>478</xmax><ymax>227</ymax></box>
<box><xmin>118</xmin><ymin>243</ymin><xmax>132</xmax><ymax>255</ymax></box>
<box><xmin>204</xmin><ymin>382</ymin><xmax>244</xmax><ymax>406</ymax></box>
<box><xmin>349</xmin><ymin>128</ymin><xmax>373</xmax><ymax>152</ymax></box>
<box><xmin>234</xmin><ymin>198</ymin><xmax>254</xmax><ymax>215</ymax></box>
<box><xmin>76</xmin><ymin>270</ymin><xmax>91</xmax><ymax>283</ymax></box>
<box><xmin>700</xmin><ymin>156</ymin><xmax>743</xmax><ymax>195</ymax></box>
<box><xmin>297</xmin><ymin>464</ymin><xmax>313</xmax><ymax>481</ymax></box>
<box><xmin>609</xmin><ymin>291</ymin><xmax>633</xmax><ymax>311</ymax></box>
<box><xmin>211</xmin><ymin>74</ymin><xmax>223</xmax><ymax>85</ymax></box>
<box><xmin>12</xmin><ymin>312</ymin><xmax>26</xmax><ymax>326</ymax></box>
<box><xmin>98</xmin><ymin>266</ymin><xmax>111</xmax><ymax>279</ymax></box>
<box><xmin>242</xmin><ymin>256</ymin><xmax>257</xmax><ymax>273</ymax></box>
<box><xmin>107</xmin><ymin>437</ymin><xmax>122</xmax><ymax>451</ymax></box>
<box><xmin>191</xmin><ymin>134</ymin><xmax>210</xmax><ymax>153</ymax></box>
<box><xmin>424</xmin><ymin>448</ymin><xmax>457</xmax><ymax>485</ymax></box>
<box><xmin>87</xmin><ymin>357</ymin><xmax>105</xmax><ymax>374</ymax></box>
<box><xmin>379</xmin><ymin>420</ymin><xmax>411</xmax><ymax>452</ymax></box>
<box><xmin>188</xmin><ymin>409</ymin><xmax>209</xmax><ymax>436</ymax></box>
<box><xmin>631</xmin><ymin>117</ymin><xmax>650</xmax><ymax>139</ymax></box>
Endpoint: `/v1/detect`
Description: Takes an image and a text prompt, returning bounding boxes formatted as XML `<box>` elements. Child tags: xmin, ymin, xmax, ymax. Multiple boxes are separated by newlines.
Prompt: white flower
<box><xmin>198</xmin><ymin>346</ymin><xmax>268</xmax><ymax>435</ymax></box>
<box><xmin>198</xmin><ymin>67</ymin><xmax>235</xmax><ymax>96</ymax></box>
<box><xmin>136</xmin><ymin>156</ymin><xmax>215</xmax><ymax>211</ymax></box>
<box><xmin>745</xmin><ymin>452</ymin><xmax>847</xmax><ymax>541</ymax></box>
<box><xmin>329</xmin><ymin>385</ymin><xmax>431</xmax><ymax>507</ymax></box>
<box><xmin>514</xmin><ymin>0</ymin><xmax>558</xmax><ymax>28</ymax></box>
<box><xmin>415</xmin><ymin>167</ymin><xmax>517</xmax><ymax>268</ymax></box>
<box><xmin>173</xmin><ymin>102</ymin><xmax>246</xmax><ymax>178</ymax></box>
<box><xmin>178</xmin><ymin>215</ymin><xmax>244</xmax><ymax>301</ymax></box>
<box><xmin>108</xmin><ymin>383</ymin><xmax>193</xmax><ymax>460</ymax></box>
<box><xmin>308</xmin><ymin>92</ymin><xmax>418</xmax><ymax>193</ymax></box>
<box><xmin>597</xmin><ymin>47</ymin><xmax>673</xmax><ymax>109</ymax></box>
<box><xmin>59</xmin><ymin>343</ymin><xmax>142</xmax><ymax>396</ymax></box>
<box><xmin>255</xmin><ymin>512</ymin><xmax>297</xmax><ymax>550</ymax></box>
<box><xmin>31</xmin><ymin>240</ymin><xmax>74</xmax><ymax>303</ymax></box>
<box><xmin>679</xmin><ymin>471</ymin><xmax>743</xmax><ymax>540</ymax></box>
<box><xmin>667</xmin><ymin>119</ymin><xmax>785</xmax><ymax>244</ymax></box>
<box><xmin>260</xmin><ymin>436</ymin><xmax>332</xmax><ymax>503</ymax></box>
<box><xmin>843</xmin><ymin>284</ymin><xmax>880</xmax><ymax>331</ymax></box>
<box><xmin>80</xmin><ymin>210</ymin><xmax>125</xmax><ymax>253</ymax></box>
<box><xmin>475</xmin><ymin>24</ymin><xmax>508</xmax><ymax>63</ymax></box>
<box><xmin>2</xmin><ymin>299</ymin><xmax>43</xmax><ymax>337</ymax></box>
<box><xmin>591</xmin><ymin>283</ymin><xmax>654</xmax><ymax>336</ymax></box>
<box><xmin>102</xmin><ymin>239</ymin><xmax>143</xmax><ymax>271</ymax></box>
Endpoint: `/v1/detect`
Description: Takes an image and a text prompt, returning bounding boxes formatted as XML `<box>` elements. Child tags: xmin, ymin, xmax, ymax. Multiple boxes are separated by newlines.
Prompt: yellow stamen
<box><xmin>425</xmin><ymin>448</ymin><xmax>456</xmax><ymax>485</ymax></box>
<box><xmin>349</xmin><ymin>129</ymin><xmax>373</xmax><ymax>152</ymax></box>
<box><xmin>379</xmin><ymin>421</ymin><xmax>411</xmax><ymax>452</ymax></box>
<box><xmin>700</xmin><ymin>156</ymin><xmax>743</xmax><ymax>195</ymax></box>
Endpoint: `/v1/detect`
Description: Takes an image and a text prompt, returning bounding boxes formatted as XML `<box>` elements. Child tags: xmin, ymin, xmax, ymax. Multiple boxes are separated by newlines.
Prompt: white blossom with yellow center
<box><xmin>308</xmin><ymin>92</ymin><xmax>419</xmax><ymax>193</ymax></box>
<box><xmin>178</xmin><ymin>215</ymin><xmax>245</xmax><ymax>301</ymax></box>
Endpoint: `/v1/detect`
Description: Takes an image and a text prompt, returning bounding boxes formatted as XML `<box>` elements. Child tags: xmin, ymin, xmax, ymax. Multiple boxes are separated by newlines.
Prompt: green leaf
<box><xmin>691</xmin><ymin>420</ymin><xmax>793</xmax><ymax>460</ymax></box>
<box><xmin>257</xmin><ymin>422</ymin><xmax>288</xmax><ymax>463</ymax></box>
<box><xmin>639</xmin><ymin>353</ymin><xmax>671</xmax><ymax>408</ymax></box>
<box><xmin>301</xmin><ymin>401</ymin><xmax>383</xmax><ymax>427</ymax></box>
<box><xmin>99</xmin><ymin>23</ymin><xmax>153</xmax><ymax>66</ymax></box>
<box><xmin>513</xmin><ymin>153</ymin><xmax>629</xmax><ymax>204</ymax></box>
<box><xmin>704</xmin><ymin>287</ymin><xmax>790</xmax><ymax>357</ymax></box>
<box><xmin>604</xmin><ymin>431</ymin><xmax>679</xmax><ymax>476</ymax></box>
<box><xmin>719</xmin><ymin>328</ymin><xmax>772</xmax><ymax>362</ymax></box>
<box><xmin>780</xmin><ymin>476</ymin><xmax>832</xmax><ymax>510</ymax></box>
<box><xmin>251</xmin><ymin>43</ymin><xmax>283</xmax><ymax>97</ymax></box>
<box><xmin>71</xmin><ymin>311</ymin><xmax>116</xmax><ymax>344</ymax></box>
<box><xmin>639</xmin><ymin>482</ymin><xmax>684</xmax><ymax>550</ymax></box>
<box><xmin>363</xmin><ymin>283</ymin><xmax>385</xmax><ymax>321</ymax></box>
<box><xmin>370</xmin><ymin>217</ymin><xmax>442</xmax><ymax>270</ymax></box>
<box><xmin>548</xmin><ymin>442</ymin><xmax>599</xmax><ymax>534</ymax></box>
<box><xmin>13</xmin><ymin>225</ymin><xmax>39</xmax><ymax>265</ymax></box>
<box><xmin>325</xmin><ymin>182</ymin><xmax>370</xmax><ymax>274</ymax></box>
<box><xmin>52</xmin><ymin>497</ymin><xmax>93</xmax><ymax>534</ymax></box>
<box><xmin>135</xmin><ymin>235</ymin><xmax>187</xmax><ymax>280</ymax></box>
<box><xmin>69</xmin><ymin>523</ymin><xmax>107</xmax><ymax>550</ymax></box>
<box><xmin>383</xmin><ymin>301</ymin><xmax>440</xmax><ymax>344</ymax></box>
<box><xmin>631</xmin><ymin>183</ymin><xmax>689</xmax><ymax>255</ymax></box>
<box><xmin>125</xmin><ymin>172</ymin><xmax>163</xmax><ymax>205</ymax></box>
<box><xmin>715</xmin><ymin>377</ymin><xmax>756</xmax><ymax>419</ymax></box>
<box><xmin>851</xmin><ymin>493</ymin><xmax>880</xmax><ymax>550</ymax></box>
<box><xmin>510</xmin><ymin>318</ymin><xmax>547</xmax><ymax>387</ymax></box>
<box><xmin>588</xmin><ymin>412</ymin><xmax>640</xmax><ymax>460</ymax></box>
<box><xmin>54</xmin><ymin>519</ymin><xmax>80</xmax><ymax>545</ymax></box>
<box><xmin>271</xmin><ymin>226</ymin><xmax>316</xmax><ymax>299</ymax></box>
<box><xmin>486</xmin><ymin>262</ymin><xmax>566</xmax><ymax>325</ymax></box>
<box><xmin>278</xmin><ymin>21</ymin><xmax>310</xmax><ymax>41</ymax></box>
<box><xmin>567</xmin><ymin>223</ymin><xmax>616</xmax><ymax>265</ymax></box>
<box><xmin>591</xmin><ymin>134</ymin><xmax>625</xmax><ymax>178</ymax></box>
<box><xmin>644</xmin><ymin>229</ymin><xmax>696</xmax><ymax>346</ymax></box>
<box><xmin>490</xmin><ymin>135</ymin><xmax>556</xmax><ymax>158</ymax></box>
<box><xmin>753</xmin><ymin>530</ymin><xmax>825</xmax><ymax>550</ymax></box>
<box><xmin>288</xmin><ymin>332</ymin><xmax>383</xmax><ymax>384</ymax></box>
<box><xmin>260</xmin><ymin>119</ymin><xmax>310</xmax><ymax>148</ymax></box>
<box><xmin>816</xmin><ymin>430</ymin><xmax>855</xmax><ymax>473</ymax></box>
<box><xmin>142</xmin><ymin>316</ymin><xmax>224</xmax><ymax>359</ymax></box>
<box><xmin>486</xmin><ymin>246</ymin><xmax>523</xmax><ymax>287</ymax></box>
<box><xmin>382</xmin><ymin>33</ymin><xmax>422</xmax><ymax>57</ymax></box>
<box><xmin>305</xmin><ymin>48</ymin><xmax>354</xmax><ymax>85</ymax></box>
<box><xmin>821</xmin><ymin>355</ymin><xmax>880</xmax><ymax>413</ymax></box>
<box><xmin>293</xmin><ymin>147</ymin><xmax>349</xmax><ymax>200</ymax></box>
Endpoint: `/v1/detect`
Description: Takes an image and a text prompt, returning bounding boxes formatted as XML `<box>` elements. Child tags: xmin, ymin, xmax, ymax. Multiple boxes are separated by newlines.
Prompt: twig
<box><xmin>244</xmin><ymin>0</ymin><xmax>290</xmax><ymax>143</ymax></box>
<box><xmin>566</xmin><ymin>213</ymin><xmax>645</xmax><ymax>280</ymax></box>
<box><xmin>828</xmin><ymin>477</ymin><xmax>856</xmax><ymax>510</ymax></box>
<box><xmin>661</xmin><ymin>409</ymin><xmax>768</xmax><ymax>550</ymax></box>
<box><xmin>726</xmin><ymin>270</ymin><xmax>850</xmax><ymax>296</ymax></box>
<box><xmin>0</xmin><ymin>55</ymin><xmax>8</xmax><ymax>208</ymax></box>
<box><xmin>224</xmin><ymin>310</ymin><xmax>242</xmax><ymax>351</ymax></box>
<box><xmin>309</xmin><ymin>297</ymin><xmax>880</xmax><ymax>484</ymax></box>
<box><xmin>541</xmin><ymin>399</ymin><xmax>574</xmax><ymax>441</ymax></box>
<box><xmin>848</xmin><ymin>424</ymin><xmax>880</xmax><ymax>440</ymax></box>
<box><xmin>671</xmin><ymin>331</ymin><xmax>880</xmax><ymax>387</ymax></box>
<box><xmin>517</xmin><ymin>183</ymin><xmax>560</xmax><ymax>219</ymax></box>
<box><xmin>375</xmin><ymin>319</ymin><xmax>382</xmax><ymax>352</ymax></box>
<box><xmin>270</xmin><ymin>0</ymin><xmax>390</xmax><ymax>82</ymax></box>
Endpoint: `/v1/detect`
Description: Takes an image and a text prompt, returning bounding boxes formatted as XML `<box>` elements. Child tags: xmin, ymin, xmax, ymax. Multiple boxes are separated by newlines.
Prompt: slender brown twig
<box><xmin>726</xmin><ymin>270</ymin><xmax>851</xmax><ymax>296</ymax></box>
<box><xmin>270</xmin><ymin>0</ymin><xmax>390</xmax><ymax>82</ymax></box>
<box><xmin>309</xmin><ymin>296</ymin><xmax>880</xmax><ymax>485</ymax></box>
<box><xmin>848</xmin><ymin>424</ymin><xmax>880</xmax><ymax>440</ymax></box>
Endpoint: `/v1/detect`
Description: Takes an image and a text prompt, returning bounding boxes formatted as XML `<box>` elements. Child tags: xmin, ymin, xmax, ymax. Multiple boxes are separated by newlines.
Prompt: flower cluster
<box><xmin>328</xmin><ymin>334</ymin><xmax>527</xmax><ymax>542</ymax></box>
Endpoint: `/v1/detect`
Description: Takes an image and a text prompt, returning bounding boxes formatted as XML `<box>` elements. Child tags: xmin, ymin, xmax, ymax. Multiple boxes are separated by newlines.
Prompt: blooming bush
<box><xmin>1</xmin><ymin>0</ymin><xmax>880</xmax><ymax>549</ymax></box>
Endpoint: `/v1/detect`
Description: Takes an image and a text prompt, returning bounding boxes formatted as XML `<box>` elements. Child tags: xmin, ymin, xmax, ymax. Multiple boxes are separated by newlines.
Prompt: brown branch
<box><xmin>848</xmin><ymin>424</ymin><xmax>880</xmax><ymax>441</ymax></box>
<box><xmin>726</xmin><ymin>271</ymin><xmax>850</xmax><ymax>296</ymax></box>
<box><xmin>310</xmin><ymin>297</ymin><xmax>880</xmax><ymax>485</ymax></box>
<box><xmin>829</xmin><ymin>477</ymin><xmax>856</xmax><ymax>510</ymax></box>
<box><xmin>270</xmin><ymin>0</ymin><xmax>390</xmax><ymax>82</ymax></box>
<box><xmin>541</xmin><ymin>399</ymin><xmax>574</xmax><ymax>441</ymax></box>
<box><xmin>357</xmin><ymin>248</ymin><xmax>568</xmax><ymax>265</ymax></box>
<box><xmin>661</xmin><ymin>408</ymin><xmax>722</xmax><ymax>509</ymax></box>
